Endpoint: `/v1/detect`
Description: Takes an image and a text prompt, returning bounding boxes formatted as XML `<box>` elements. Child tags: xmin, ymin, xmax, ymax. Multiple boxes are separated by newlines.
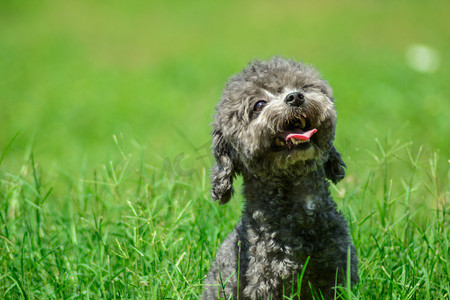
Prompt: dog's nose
<box><xmin>285</xmin><ymin>92</ymin><xmax>305</xmax><ymax>107</ymax></box>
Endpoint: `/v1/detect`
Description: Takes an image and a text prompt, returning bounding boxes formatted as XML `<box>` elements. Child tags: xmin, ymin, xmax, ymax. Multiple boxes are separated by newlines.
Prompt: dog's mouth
<box><xmin>273</xmin><ymin>116</ymin><xmax>317</xmax><ymax>150</ymax></box>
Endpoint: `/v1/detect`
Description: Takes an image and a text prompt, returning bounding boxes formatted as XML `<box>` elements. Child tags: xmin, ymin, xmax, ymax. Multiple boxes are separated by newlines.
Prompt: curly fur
<box><xmin>203</xmin><ymin>57</ymin><xmax>358</xmax><ymax>299</ymax></box>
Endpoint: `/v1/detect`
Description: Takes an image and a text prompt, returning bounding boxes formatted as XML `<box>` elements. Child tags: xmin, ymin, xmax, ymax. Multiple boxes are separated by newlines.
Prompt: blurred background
<box><xmin>1</xmin><ymin>0</ymin><xmax>449</xmax><ymax>178</ymax></box>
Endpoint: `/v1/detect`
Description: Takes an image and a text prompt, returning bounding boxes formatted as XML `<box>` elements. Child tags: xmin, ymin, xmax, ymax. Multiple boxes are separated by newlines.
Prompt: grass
<box><xmin>0</xmin><ymin>133</ymin><xmax>448</xmax><ymax>299</ymax></box>
<box><xmin>0</xmin><ymin>0</ymin><xmax>449</xmax><ymax>298</ymax></box>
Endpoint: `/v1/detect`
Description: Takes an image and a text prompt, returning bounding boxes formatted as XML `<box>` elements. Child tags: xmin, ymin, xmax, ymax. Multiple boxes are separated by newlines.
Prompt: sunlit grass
<box><xmin>0</xmin><ymin>134</ymin><xmax>448</xmax><ymax>299</ymax></box>
<box><xmin>0</xmin><ymin>0</ymin><xmax>449</xmax><ymax>298</ymax></box>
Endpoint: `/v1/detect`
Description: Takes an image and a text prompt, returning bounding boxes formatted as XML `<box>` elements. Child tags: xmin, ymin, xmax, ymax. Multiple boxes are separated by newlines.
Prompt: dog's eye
<box><xmin>254</xmin><ymin>100</ymin><xmax>267</xmax><ymax>112</ymax></box>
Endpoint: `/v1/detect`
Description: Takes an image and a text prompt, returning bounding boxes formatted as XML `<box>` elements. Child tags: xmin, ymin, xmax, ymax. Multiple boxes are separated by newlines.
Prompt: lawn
<box><xmin>0</xmin><ymin>0</ymin><xmax>448</xmax><ymax>298</ymax></box>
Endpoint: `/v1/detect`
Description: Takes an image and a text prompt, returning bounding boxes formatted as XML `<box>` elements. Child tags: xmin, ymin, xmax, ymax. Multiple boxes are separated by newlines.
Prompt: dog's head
<box><xmin>211</xmin><ymin>57</ymin><xmax>345</xmax><ymax>204</ymax></box>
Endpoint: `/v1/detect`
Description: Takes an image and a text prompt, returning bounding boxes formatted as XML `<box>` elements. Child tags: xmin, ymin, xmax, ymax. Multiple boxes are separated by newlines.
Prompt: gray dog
<box><xmin>203</xmin><ymin>57</ymin><xmax>358</xmax><ymax>299</ymax></box>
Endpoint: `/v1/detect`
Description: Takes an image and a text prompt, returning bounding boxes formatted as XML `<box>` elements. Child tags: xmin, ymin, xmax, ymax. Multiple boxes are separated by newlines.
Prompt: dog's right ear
<box><xmin>211</xmin><ymin>127</ymin><xmax>235</xmax><ymax>205</ymax></box>
<box><xmin>324</xmin><ymin>145</ymin><xmax>346</xmax><ymax>184</ymax></box>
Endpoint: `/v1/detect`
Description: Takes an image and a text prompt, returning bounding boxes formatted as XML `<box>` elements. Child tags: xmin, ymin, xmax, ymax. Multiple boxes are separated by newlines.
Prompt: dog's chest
<box><xmin>242</xmin><ymin>218</ymin><xmax>319</xmax><ymax>297</ymax></box>
<box><xmin>242</xmin><ymin>191</ymin><xmax>332</xmax><ymax>298</ymax></box>
<box><xmin>243</xmin><ymin>229</ymin><xmax>310</xmax><ymax>299</ymax></box>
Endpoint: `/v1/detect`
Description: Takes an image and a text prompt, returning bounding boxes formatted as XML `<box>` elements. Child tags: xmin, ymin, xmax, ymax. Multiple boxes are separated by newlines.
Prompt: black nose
<box><xmin>285</xmin><ymin>92</ymin><xmax>305</xmax><ymax>107</ymax></box>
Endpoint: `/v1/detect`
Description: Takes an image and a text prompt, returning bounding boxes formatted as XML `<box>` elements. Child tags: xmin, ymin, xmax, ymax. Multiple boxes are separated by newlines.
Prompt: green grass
<box><xmin>0</xmin><ymin>134</ymin><xmax>448</xmax><ymax>299</ymax></box>
<box><xmin>0</xmin><ymin>0</ymin><xmax>449</xmax><ymax>298</ymax></box>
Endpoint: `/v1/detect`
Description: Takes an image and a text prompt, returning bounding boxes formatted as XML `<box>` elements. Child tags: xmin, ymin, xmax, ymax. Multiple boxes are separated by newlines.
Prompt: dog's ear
<box><xmin>211</xmin><ymin>127</ymin><xmax>235</xmax><ymax>204</ymax></box>
<box><xmin>324</xmin><ymin>145</ymin><xmax>346</xmax><ymax>184</ymax></box>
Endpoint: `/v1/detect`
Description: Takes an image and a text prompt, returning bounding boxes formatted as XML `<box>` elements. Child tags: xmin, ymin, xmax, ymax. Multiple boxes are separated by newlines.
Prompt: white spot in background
<box><xmin>406</xmin><ymin>44</ymin><xmax>440</xmax><ymax>73</ymax></box>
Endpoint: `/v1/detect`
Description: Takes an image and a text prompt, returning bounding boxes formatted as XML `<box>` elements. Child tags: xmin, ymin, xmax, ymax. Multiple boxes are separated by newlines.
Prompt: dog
<box><xmin>203</xmin><ymin>57</ymin><xmax>358</xmax><ymax>299</ymax></box>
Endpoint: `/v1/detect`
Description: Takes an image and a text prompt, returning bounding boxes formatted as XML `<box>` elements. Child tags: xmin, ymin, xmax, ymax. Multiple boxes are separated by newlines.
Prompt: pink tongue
<box><xmin>286</xmin><ymin>129</ymin><xmax>317</xmax><ymax>141</ymax></box>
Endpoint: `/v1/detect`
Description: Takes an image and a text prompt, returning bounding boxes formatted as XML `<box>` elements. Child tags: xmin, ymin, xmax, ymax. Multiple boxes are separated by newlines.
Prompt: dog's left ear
<box><xmin>324</xmin><ymin>145</ymin><xmax>346</xmax><ymax>184</ymax></box>
<box><xmin>210</xmin><ymin>127</ymin><xmax>235</xmax><ymax>205</ymax></box>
